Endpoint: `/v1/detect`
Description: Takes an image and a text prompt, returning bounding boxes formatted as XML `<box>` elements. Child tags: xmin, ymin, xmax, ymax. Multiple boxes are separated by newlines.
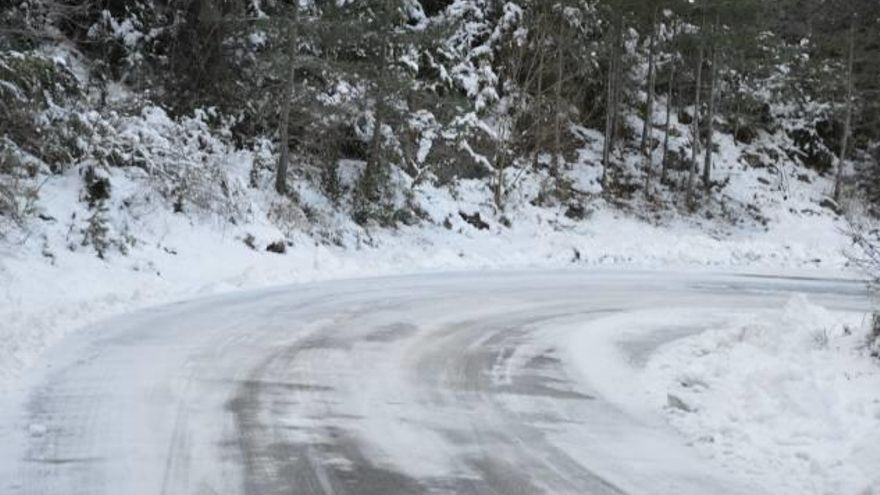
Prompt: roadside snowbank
<box><xmin>645</xmin><ymin>296</ymin><xmax>880</xmax><ymax>494</ymax></box>
<box><xmin>0</xmin><ymin>95</ymin><xmax>857</xmax><ymax>396</ymax></box>
<box><xmin>0</xmin><ymin>198</ymin><xmax>853</xmax><ymax>395</ymax></box>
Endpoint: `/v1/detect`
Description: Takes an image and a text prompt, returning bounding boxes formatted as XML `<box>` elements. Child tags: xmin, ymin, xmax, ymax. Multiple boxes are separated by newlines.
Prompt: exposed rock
<box><xmin>459</xmin><ymin>211</ymin><xmax>489</xmax><ymax>231</ymax></box>
<box><xmin>565</xmin><ymin>202</ymin><xmax>588</xmax><ymax>221</ymax></box>
<box><xmin>266</xmin><ymin>240</ymin><xmax>287</xmax><ymax>254</ymax></box>
<box><xmin>818</xmin><ymin>198</ymin><xmax>841</xmax><ymax>215</ymax></box>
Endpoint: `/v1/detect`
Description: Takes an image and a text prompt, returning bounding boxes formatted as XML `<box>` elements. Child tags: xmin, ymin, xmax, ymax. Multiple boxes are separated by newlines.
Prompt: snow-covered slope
<box><xmin>0</xmin><ymin>133</ymin><xmax>855</xmax><ymax>392</ymax></box>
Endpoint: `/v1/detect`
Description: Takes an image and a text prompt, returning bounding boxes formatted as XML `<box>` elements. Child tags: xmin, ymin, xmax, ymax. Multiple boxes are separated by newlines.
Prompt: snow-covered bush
<box><xmin>0</xmin><ymin>51</ymin><xmax>84</xmax><ymax>172</ymax></box>
<box><xmin>83</xmin><ymin>106</ymin><xmax>253</xmax><ymax>223</ymax></box>
<box><xmin>0</xmin><ymin>51</ymin><xmax>83</xmax><ymax>235</ymax></box>
<box><xmin>0</xmin><ymin>149</ymin><xmax>40</xmax><ymax>237</ymax></box>
<box><xmin>840</xmin><ymin>219</ymin><xmax>880</xmax><ymax>357</ymax></box>
<box><xmin>353</xmin><ymin>160</ymin><xmax>395</xmax><ymax>227</ymax></box>
<box><xmin>267</xmin><ymin>199</ymin><xmax>308</xmax><ymax>239</ymax></box>
<box><xmin>80</xmin><ymin>199</ymin><xmax>111</xmax><ymax>258</ymax></box>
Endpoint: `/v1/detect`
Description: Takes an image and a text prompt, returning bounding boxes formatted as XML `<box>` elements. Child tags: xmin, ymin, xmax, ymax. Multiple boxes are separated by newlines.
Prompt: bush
<box><xmin>0</xmin><ymin>141</ymin><xmax>41</xmax><ymax>236</ymax></box>
<box><xmin>267</xmin><ymin>199</ymin><xmax>308</xmax><ymax>238</ymax></box>
<box><xmin>0</xmin><ymin>173</ymin><xmax>39</xmax><ymax>237</ymax></box>
<box><xmin>0</xmin><ymin>51</ymin><xmax>84</xmax><ymax>172</ymax></box>
<box><xmin>321</xmin><ymin>162</ymin><xmax>343</xmax><ymax>204</ymax></box>
<box><xmin>170</xmin><ymin>164</ymin><xmax>248</xmax><ymax>222</ymax></box>
<box><xmin>81</xmin><ymin>200</ymin><xmax>111</xmax><ymax>258</ymax></box>
<box><xmin>352</xmin><ymin>161</ymin><xmax>394</xmax><ymax>226</ymax></box>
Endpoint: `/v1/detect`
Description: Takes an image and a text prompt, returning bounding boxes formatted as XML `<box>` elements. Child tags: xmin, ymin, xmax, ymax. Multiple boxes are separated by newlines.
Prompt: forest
<box><xmin>3</xmin><ymin>3</ymin><xmax>880</xmax><ymax>493</ymax></box>
<box><xmin>1</xmin><ymin>0</ymin><xmax>878</xmax><ymax>234</ymax></box>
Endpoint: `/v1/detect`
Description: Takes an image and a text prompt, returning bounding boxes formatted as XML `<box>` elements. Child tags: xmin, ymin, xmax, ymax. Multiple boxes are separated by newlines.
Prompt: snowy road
<box><xmin>0</xmin><ymin>271</ymin><xmax>868</xmax><ymax>495</ymax></box>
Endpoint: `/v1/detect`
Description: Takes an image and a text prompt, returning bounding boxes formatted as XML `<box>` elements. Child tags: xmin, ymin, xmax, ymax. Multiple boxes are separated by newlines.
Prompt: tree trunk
<box><xmin>640</xmin><ymin>7</ymin><xmax>658</xmax><ymax>155</ymax></box>
<box><xmin>611</xmin><ymin>13</ymin><xmax>625</xmax><ymax>154</ymax></box>
<box><xmin>642</xmin><ymin>7</ymin><xmax>658</xmax><ymax>196</ymax></box>
<box><xmin>532</xmin><ymin>42</ymin><xmax>545</xmax><ymax>172</ymax></box>
<box><xmin>554</xmin><ymin>39</ymin><xmax>564</xmax><ymax>175</ymax></box>
<box><xmin>732</xmin><ymin>97</ymin><xmax>741</xmax><ymax>146</ymax></box>
<box><xmin>369</xmin><ymin>112</ymin><xmax>384</xmax><ymax>176</ymax></box>
<box><xmin>834</xmin><ymin>15</ymin><xmax>855</xmax><ymax>203</ymax></box>
<box><xmin>601</xmin><ymin>16</ymin><xmax>620</xmax><ymax>190</ymax></box>
<box><xmin>275</xmin><ymin>22</ymin><xmax>297</xmax><ymax>196</ymax></box>
<box><xmin>731</xmin><ymin>51</ymin><xmax>744</xmax><ymax>147</ymax></box>
<box><xmin>602</xmin><ymin>17</ymin><xmax>617</xmax><ymax>190</ymax></box>
<box><xmin>661</xmin><ymin>59</ymin><xmax>675</xmax><ymax>185</ymax></box>
<box><xmin>702</xmin><ymin>13</ymin><xmax>720</xmax><ymax>193</ymax></box>
<box><xmin>367</xmin><ymin>44</ymin><xmax>388</xmax><ymax>181</ymax></box>
<box><xmin>494</xmin><ymin>150</ymin><xmax>505</xmax><ymax>211</ymax></box>
<box><xmin>685</xmin><ymin>9</ymin><xmax>706</xmax><ymax>209</ymax></box>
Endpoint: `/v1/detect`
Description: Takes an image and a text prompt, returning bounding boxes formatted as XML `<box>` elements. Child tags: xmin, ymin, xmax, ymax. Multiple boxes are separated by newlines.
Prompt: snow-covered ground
<box><xmin>1</xmin><ymin>99</ymin><xmax>876</xmax><ymax>494</ymax></box>
<box><xmin>2</xmin><ymin>13</ymin><xmax>878</xmax><ymax>494</ymax></box>
<box><xmin>2</xmin><ymin>271</ymin><xmax>872</xmax><ymax>495</ymax></box>
<box><xmin>0</xmin><ymin>102</ymin><xmax>857</xmax><ymax>393</ymax></box>
<box><xmin>0</xmin><ymin>186</ymin><xmax>853</xmax><ymax>393</ymax></box>
<box><xmin>644</xmin><ymin>296</ymin><xmax>880</xmax><ymax>494</ymax></box>
<box><xmin>558</xmin><ymin>288</ymin><xmax>879</xmax><ymax>495</ymax></box>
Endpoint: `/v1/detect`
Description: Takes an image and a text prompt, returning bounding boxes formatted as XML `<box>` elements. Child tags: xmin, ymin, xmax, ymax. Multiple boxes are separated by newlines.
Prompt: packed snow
<box><xmin>5</xmin><ymin>271</ymin><xmax>868</xmax><ymax>495</ymax></box>
<box><xmin>644</xmin><ymin>296</ymin><xmax>880</xmax><ymax>494</ymax></box>
<box><xmin>555</xmin><ymin>291</ymin><xmax>880</xmax><ymax>495</ymax></box>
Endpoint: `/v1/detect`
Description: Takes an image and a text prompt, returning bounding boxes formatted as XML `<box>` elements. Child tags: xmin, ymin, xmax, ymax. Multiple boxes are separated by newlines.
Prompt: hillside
<box><xmin>3</xmin><ymin>2</ymin><xmax>880</xmax><ymax>494</ymax></box>
<box><xmin>2</xmin><ymin>0</ymin><xmax>878</xmax><ymax>384</ymax></box>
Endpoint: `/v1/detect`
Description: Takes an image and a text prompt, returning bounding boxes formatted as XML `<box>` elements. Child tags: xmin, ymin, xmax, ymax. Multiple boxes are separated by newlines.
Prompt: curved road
<box><xmin>0</xmin><ymin>271</ymin><xmax>867</xmax><ymax>495</ymax></box>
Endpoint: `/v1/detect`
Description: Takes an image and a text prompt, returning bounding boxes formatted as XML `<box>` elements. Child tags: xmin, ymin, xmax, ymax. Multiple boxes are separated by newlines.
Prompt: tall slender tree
<box><xmin>601</xmin><ymin>10</ymin><xmax>625</xmax><ymax>190</ymax></box>
<box><xmin>276</xmin><ymin>16</ymin><xmax>298</xmax><ymax>195</ymax></box>
<box><xmin>685</xmin><ymin>5</ymin><xmax>707</xmax><ymax>209</ymax></box>
<box><xmin>660</xmin><ymin>18</ymin><xmax>679</xmax><ymax>185</ymax></box>
<box><xmin>833</xmin><ymin>14</ymin><xmax>855</xmax><ymax>203</ymax></box>
<box><xmin>701</xmin><ymin>11</ymin><xmax>720</xmax><ymax>193</ymax></box>
<box><xmin>641</xmin><ymin>5</ymin><xmax>659</xmax><ymax>195</ymax></box>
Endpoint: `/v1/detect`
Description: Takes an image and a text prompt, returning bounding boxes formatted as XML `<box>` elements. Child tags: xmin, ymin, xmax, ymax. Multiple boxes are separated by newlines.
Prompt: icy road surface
<box><xmin>0</xmin><ymin>271</ymin><xmax>868</xmax><ymax>494</ymax></box>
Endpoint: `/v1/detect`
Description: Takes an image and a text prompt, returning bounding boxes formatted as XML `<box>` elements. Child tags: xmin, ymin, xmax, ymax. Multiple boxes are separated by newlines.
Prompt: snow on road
<box><xmin>0</xmin><ymin>271</ymin><xmax>874</xmax><ymax>494</ymax></box>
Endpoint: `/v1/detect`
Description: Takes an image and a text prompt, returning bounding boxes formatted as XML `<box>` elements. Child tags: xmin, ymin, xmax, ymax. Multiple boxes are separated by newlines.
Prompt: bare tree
<box><xmin>701</xmin><ymin>12</ymin><xmax>720</xmax><ymax>193</ymax></box>
<box><xmin>660</xmin><ymin>56</ymin><xmax>676</xmax><ymax>184</ymax></box>
<box><xmin>833</xmin><ymin>14</ymin><xmax>855</xmax><ymax>203</ymax></box>
<box><xmin>554</xmin><ymin>35</ymin><xmax>565</xmax><ymax>175</ymax></box>
<box><xmin>685</xmin><ymin>7</ymin><xmax>706</xmax><ymax>209</ymax></box>
<box><xmin>601</xmin><ymin>12</ymin><xmax>624</xmax><ymax>190</ymax></box>
<box><xmin>660</xmin><ymin>19</ymin><xmax>678</xmax><ymax>185</ymax></box>
<box><xmin>276</xmin><ymin>20</ymin><xmax>298</xmax><ymax>195</ymax></box>
<box><xmin>641</xmin><ymin>6</ymin><xmax>658</xmax><ymax>195</ymax></box>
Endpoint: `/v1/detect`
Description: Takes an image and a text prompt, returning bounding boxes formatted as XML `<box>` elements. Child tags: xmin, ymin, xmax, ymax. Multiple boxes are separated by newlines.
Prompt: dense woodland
<box><xmin>1</xmin><ymin>0</ymin><xmax>879</xmax><ymax>237</ymax></box>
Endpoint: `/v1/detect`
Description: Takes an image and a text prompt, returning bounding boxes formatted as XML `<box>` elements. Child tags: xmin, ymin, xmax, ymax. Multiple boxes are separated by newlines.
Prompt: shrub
<box><xmin>81</xmin><ymin>200</ymin><xmax>111</xmax><ymax>258</ymax></box>
<box><xmin>0</xmin><ymin>142</ymin><xmax>40</xmax><ymax>236</ymax></box>
<box><xmin>352</xmin><ymin>161</ymin><xmax>394</xmax><ymax>227</ymax></box>
<box><xmin>0</xmin><ymin>51</ymin><xmax>84</xmax><ymax>172</ymax></box>
<box><xmin>267</xmin><ymin>199</ymin><xmax>308</xmax><ymax>238</ymax></box>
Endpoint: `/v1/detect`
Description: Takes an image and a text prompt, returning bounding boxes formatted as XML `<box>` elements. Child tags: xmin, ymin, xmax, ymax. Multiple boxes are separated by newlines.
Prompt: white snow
<box><xmin>0</xmin><ymin>168</ymin><xmax>855</xmax><ymax>395</ymax></box>
<box><xmin>7</xmin><ymin>270</ymin><xmax>854</xmax><ymax>495</ymax></box>
<box><xmin>2</xmin><ymin>9</ymin><xmax>878</xmax><ymax>494</ymax></box>
<box><xmin>0</xmin><ymin>104</ymin><xmax>860</xmax><ymax>395</ymax></box>
<box><xmin>557</xmin><ymin>288</ymin><xmax>880</xmax><ymax>495</ymax></box>
<box><xmin>643</xmin><ymin>296</ymin><xmax>880</xmax><ymax>494</ymax></box>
